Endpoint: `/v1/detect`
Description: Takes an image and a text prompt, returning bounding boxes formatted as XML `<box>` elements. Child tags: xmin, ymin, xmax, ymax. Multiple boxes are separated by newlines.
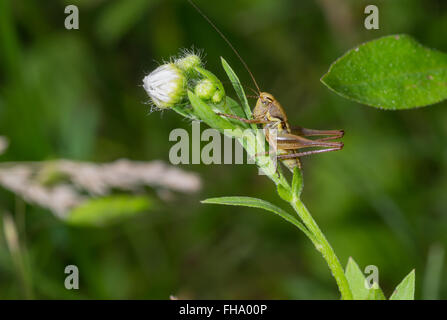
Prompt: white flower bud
<box><xmin>143</xmin><ymin>64</ymin><xmax>186</xmax><ymax>109</ymax></box>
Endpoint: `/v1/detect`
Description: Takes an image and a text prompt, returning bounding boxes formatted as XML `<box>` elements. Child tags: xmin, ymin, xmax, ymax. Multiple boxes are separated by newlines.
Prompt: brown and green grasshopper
<box><xmin>188</xmin><ymin>0</ymin><xmax>344</xmax><ymax>171</ymax></box>
<box><xmin>219</xmin><ymin>92</ymin><xmax>344</xmax><ymax>170</ymax></box>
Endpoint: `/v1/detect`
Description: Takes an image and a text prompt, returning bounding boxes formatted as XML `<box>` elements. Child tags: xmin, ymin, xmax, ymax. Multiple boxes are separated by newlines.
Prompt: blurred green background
<box><xmin>0</xmin><ymin>0</ymin><xmax>446</xmax><ymax>299</ymax></box>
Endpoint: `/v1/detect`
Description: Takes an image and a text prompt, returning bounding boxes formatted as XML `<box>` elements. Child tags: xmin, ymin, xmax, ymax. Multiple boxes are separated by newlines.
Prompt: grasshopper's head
<box><xmin>260</xmin><ymin>92</ymin><xmax>275</xmax><ymax>104</ymax></box>
<box><xmin>253</xmin><ymin>92</ymin><xmax>275</xmax><ymax>119</ymax></box>
<box><xmin>254</xmin><ymin>92</ymin><xmax>288</xmax><ymax>124</ymax></box>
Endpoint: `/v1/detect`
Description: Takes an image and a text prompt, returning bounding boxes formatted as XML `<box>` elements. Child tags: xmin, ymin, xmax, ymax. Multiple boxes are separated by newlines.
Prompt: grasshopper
<box><xmin>188</xmin><ymin>0</ymin><xmax>344</xmax><ymax>171</ymax></box>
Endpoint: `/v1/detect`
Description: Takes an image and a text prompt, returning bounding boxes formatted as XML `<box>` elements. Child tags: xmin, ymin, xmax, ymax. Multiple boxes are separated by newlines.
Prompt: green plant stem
<box><xmin>291</xmin><ymin>197</ymin><xmax>353</xmax><ymax>300</ymax></box>
<box><xmin>187</xmin><ymin>58</ymin><xmax>353</xmax><ymax>299</ymax></box>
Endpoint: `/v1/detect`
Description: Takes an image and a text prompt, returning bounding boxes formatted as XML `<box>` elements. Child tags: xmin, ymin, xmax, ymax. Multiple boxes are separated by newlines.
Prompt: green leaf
<box><xmin>345</xmin><ymin>257</ymin><xmax>385</xmax><ymax>300</ymax></box>
<box><xmin>291</xmin><ymin>167</ymin><xmax>303</xmax><ymax>199</ymax></box>
<box><xmin>226</xmin><ymin>96</ymin><xmax>249</xmax><ymax>125</ymax></box>
<box><xmin>187</xmin><ymin>91</ymin><xmax>238</xmax><ymax>132</ymax></box>
<box><xmin>221</xmin><ymin>58</ymin><xmax>255</xmax><ymax>126</ymax></box>
<box><xmin>345</xmin><ymin>258</ymin><xmax>369</xmax><ymax>300</ymax></box>
<box><xmin>202</xmin><ymin>196</ymin><xmax>315</xmax><ymax>242</ymax></box>
<box><xmin>171</xmin><ymin>105</ymin><xmax>197</xmax><ymax>120</ymax></box>
<box><xmin>366</xmin><ymin>285</ymin><xmax>386</xmax><ymax>300</ymax></box>
<box><xmin>390</xmin><ymin>270</ymin><xmax>416</xmax><ymax>300</ymax></box>
<box><xmin>67</xmin><ymin>195</ymin><xmax>152</xmax><ymax>227</ymax></box>
<box><xmin>321</xmin><ymin>34</ymin><xmax>447</xmax><ymax>110</ymax></box>
<box><xmin>277</xmin><ymin>184</ymin><xmax>292</xmax><ymax>202</ymax></box>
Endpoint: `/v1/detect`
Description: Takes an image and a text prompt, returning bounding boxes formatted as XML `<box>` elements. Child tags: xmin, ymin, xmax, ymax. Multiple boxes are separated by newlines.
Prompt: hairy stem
<box><xmin>290</xmin><ymin>197</ymin><xmax>353</xmax><ymax>300</ymax></box>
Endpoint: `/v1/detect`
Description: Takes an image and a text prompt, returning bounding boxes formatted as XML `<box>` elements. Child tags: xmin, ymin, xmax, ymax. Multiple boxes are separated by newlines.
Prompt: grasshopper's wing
<box><xmin>290</xmin><ymin>126</ymin><xmax>344</xmax><ymax>141</ymax></box>
<box><xmin>276</xmin><ymin>132</ymin><xmax>343</xmax><ymax>150</ymax></box>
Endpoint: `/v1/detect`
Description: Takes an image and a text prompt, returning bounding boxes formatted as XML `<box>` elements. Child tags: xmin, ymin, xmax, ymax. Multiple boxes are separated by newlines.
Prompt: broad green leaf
<box><xmin>291</xmin><ymin>167</ymin><xmax>303</xmax><ymax>199</ymax></box>
<box><xmin>321</xmin><ymin>34</ymin><xmax>447</xmax><ymax>110</ymax></box>
<box><xmin>67</xmin><ymin>195</ymin><xmax>152</xmax><ymax>227</ymax></box>
<box><xmin>390</xmin><ymin>270</ymin><xmax>416</xmax><ymax>300</ymax></box>
<box><xmin>202</xmin><ymin>196</ymin><xmax>315</xmax><ymax>242</ymax></box>
<box><xmin>221</xmin><ymin>58</ymin><xmax>255</xmax><ymax>129</ymax></box>
<box><xmin>345</xmin><ymin>257</ymin><xmax>385</xmax><ymax>300</ymax></box>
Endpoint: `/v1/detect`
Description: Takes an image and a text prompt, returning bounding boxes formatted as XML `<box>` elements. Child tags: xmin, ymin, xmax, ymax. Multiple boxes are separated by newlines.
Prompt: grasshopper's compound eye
<box><xmin>262</xmin><ymin>95</ymin><xmax>273</xmax><ymax>104</ymax></box>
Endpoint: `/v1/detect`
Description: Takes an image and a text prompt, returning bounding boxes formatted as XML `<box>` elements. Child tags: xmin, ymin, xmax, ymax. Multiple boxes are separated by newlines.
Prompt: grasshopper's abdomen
<box><xmin>280</xmin><ymin>152</ymin><xmax>302</xmax><ymax>171</ymax></box>
<box><xmin>264</xmin><ymin>120</ymin><xmax>301</xmax><ymax>171</ymax></box>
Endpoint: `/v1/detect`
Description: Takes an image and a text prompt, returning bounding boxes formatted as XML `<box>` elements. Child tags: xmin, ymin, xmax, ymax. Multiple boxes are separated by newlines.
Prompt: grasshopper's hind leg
<box><xmin>276</xmin><ymin>146</ymin><xmax>343</xmax><ymax>160</ymax></box>
<box><xmin>275</xmin><ymin>132</ymin><xmax>344</xmax><ymax>159</ymax></box>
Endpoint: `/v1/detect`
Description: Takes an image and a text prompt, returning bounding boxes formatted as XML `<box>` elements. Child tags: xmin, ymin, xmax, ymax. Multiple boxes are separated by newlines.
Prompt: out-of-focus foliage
<box><xmin>0</xmin><ymin>0</ymin><xmax>446</xmax><ymax>299</ymax></box>
<box><xmin>67</xmin><ymin>195</ymin><xmax>153</xmax><ymax>227</ymax></box>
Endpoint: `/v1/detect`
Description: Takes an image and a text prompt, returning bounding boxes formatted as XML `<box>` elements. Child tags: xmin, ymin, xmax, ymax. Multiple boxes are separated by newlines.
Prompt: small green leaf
<box><xmin>322</xmin><ymin>34</ymin><xmax>447</xmax><ymax>109</ymax></box>
<box><xmin>277</xmin><ymin>184</ymin><xmax>292</xmax><ymax>202</ymax></box>
<box><xmin>345</xmin><ymin>257</ymin><xmax>385</xmax><ymax>300</ymax></box>
<box><xmin>221</xmin><ymin>58</ymin><xmax>255</xmax><ymax>127</ymax></box>
<box><xmin>345</xmin><ymin>258</ymin><xmax>369</xmax><ymax>300</ymax></box>
<box><xmin>202</xmin><ymin>196</ymin><xmax>315</xmax><ymax>242</ymax></box>
<box><xmin>67</xmin><ymin>195</ymin><xmax>152</xmax><ymax>227</ymax></box>
<box><xmin>171</xmin><ymin>105</ymin><xmax>197</xmax><ymax>120</ymax></box>
<box><xmin>187</xmin><ymin>91</ymin><xmax>238</xmax><ymax>132</ymax></box>
<box><xmin>390</xmin><ymin>270</ymin><xmax>416</xmax><ymax>300</ymax></box>
<box><xmin>366</xmin><ymin>285</ymin><xmax>386</xmax><ymax>300</ymax></box>
<box><xmin>291</xmin><ymin>167</ymin><xmax>303</xmax><ymax>199</ymax></box>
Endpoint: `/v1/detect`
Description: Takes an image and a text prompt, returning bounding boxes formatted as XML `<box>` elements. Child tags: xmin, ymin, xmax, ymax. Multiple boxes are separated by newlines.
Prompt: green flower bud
<box><xmin>211</xmin><ymin>89</ymin><xmax>224</xmax><ymax>104</ymax></box>
<box><xmin>143</xmin><ymin>63</ymin><xmax>186</xmax><ymax>109</ymax></box>
<box><xmin>194</xmin><ymin>79</ymin><xmax>216</xmax><ymax>100</ymax></box>
<box><xmin>175</xmin><ymin>54</ymin><xmax>202</xmax><ymax>73</ymax></box>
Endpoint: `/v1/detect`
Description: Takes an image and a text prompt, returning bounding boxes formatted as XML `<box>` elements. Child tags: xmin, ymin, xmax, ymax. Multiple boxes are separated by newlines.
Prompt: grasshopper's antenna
<box><xmin>187</xmin><ymin>0</ymin><xmax>261</xmax><ymax>94</ymax></box>
<box><xmin>221</xmin><ymin>81</ymin><xmax>259</xmax><ymax>97</ymax></box>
